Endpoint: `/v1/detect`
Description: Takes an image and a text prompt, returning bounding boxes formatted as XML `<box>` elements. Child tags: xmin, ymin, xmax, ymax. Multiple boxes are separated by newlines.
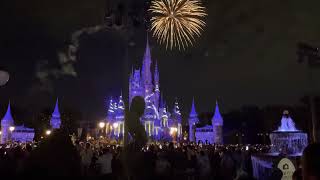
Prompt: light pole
<box><xmin>9</xmin><ymin>126</ymin><xmax>15</xmax><ymax>141</ymax></box>
<box><xmin>170</xmin><ymin>127</ymin><xmax>178</xmax><ymax>142</ymax></box>
<box><xmin>46</xmin><ymin>130</ymin><xmax>52</xmax><ymax>136</ymax></box>
<box><xmin>98</xmin><ymin>122</ymin><xmax>106</xmax><ymax>137</ymax></box>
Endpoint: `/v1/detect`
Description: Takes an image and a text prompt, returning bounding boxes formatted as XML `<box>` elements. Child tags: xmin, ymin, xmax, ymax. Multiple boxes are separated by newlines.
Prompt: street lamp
<box><xmin>170</xmin><ymin>127</ymin><xmax>178</xmax><ymax>135</ymax></box>
<box><xmin>9</xmin><ymin>126</ymin><xmax>15</xmax><ymax>142</ymax></box>
<box><xmin>46</xmin><ymin>130</ymin><xmax>52</xmax><ymax>136</ymax></box>
<box><xmin>99</xmin><ymin>122</ymin><xmax>106</xmax><ymax>129</ymax></box>
<box><xmin>9</xmin><ymin>126</ymin><xmax>15</xmax><ymax>132</ymax></box>
<box><xmin>113</xmin><ymin>123</ymin><xmax>119</xmax><ymax>129</ymax></box>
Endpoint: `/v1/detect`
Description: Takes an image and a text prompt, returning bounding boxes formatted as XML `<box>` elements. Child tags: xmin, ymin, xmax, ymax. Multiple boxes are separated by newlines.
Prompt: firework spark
<box><xmin>149</xmin><ymin>0</ymin><xmax>207</xmax><ymax>50</ymax></box>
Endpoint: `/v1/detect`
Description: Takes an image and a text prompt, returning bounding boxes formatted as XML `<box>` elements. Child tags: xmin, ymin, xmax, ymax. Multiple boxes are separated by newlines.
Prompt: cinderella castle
<box><xmin>105</xmin><ymin>38</ymin><xmax>224</xmax><ymax>143</ymax></box>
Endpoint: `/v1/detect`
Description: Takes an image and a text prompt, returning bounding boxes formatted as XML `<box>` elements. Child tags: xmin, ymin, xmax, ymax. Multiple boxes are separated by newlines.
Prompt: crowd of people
<box><xmin>0</xmin><ymin>132</ymin><xmax>271</xmax><ymax>179</ymax></box>
<box><xmin>0</xmin><ymin>132</ymin><xmax>319</xmax><ymax>180</ymax></box>
<box><xmin>75</xmin><ymin>140</ymin><xmax>269</xmax><ymax>180</ymax></box>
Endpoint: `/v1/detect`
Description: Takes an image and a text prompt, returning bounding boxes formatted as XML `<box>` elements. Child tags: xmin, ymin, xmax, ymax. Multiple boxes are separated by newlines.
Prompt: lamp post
<box><xmin>113</xmin><ymin>123</ymin><xmax>119</xmax><ymax>138</ymax></box>
<box><xmin>170</xmin><ymin>127</ymin><xmax>178</xmax><ymax>142</ymax></box>
<box><xmin>9</xmin><ymin>126</ymin><xmax>15</xmax><ymax>141</ymax></box>
<box><xmin>98</xmin><ymin>122</ymin><xmax>106</xmax><ymax>137</ymax></box>
<box><xmin>46</xmin><ymin>130</ymin><xmax>52</xmax><ymax>136</ymax></box>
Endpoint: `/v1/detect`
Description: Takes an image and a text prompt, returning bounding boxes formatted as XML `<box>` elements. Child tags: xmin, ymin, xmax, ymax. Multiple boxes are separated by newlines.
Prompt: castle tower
<box><xmin>160</xmin><ymin>96</ymin><xmax>169</xmax><ymax>128</ymax></box>
<box><xmin>154</xmin><ymin>60</ymin><xmax>160</xmax><ymax>110</ymax></box>
<box><xmin>1</xmin><ymin>102</ymin><xmax>14</xmax><ymax>144</ymax></box>
<box><xmin>50</xmin><ymin>98</ymin><xmax>61</xmax><ymax>129</ymax></box>
<box><xmin>116</xmin><ymin>92</ymin><xmax>125</xmax><ymax>119</ymax></box>
<box><xmin>212</xmin><ymin>100</ymin><xmax>224</xmax><ymax>144</ymax></box>
<box><xmin>142</xmin><ymin>36</ymin><xmax>153</xmax><ymax>96</ymax></box>
<box><xmin>188</xmin><ymin>98</ymin><xmax>199</xmax><ymax>142</ymax></box>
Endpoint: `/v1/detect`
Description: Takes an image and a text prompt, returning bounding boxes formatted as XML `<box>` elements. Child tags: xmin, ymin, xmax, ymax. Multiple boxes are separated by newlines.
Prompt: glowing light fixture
<box><xmin>46</xmin><ymin>130</ymin><xmax>52</xmax><ymax>136</ymax></box>
<box><xmin>170</xmin><ymin>127</ymin><xmax>178</xmax><ymax>135</ymax></box>
<box><xmin>113</xmin><ymin>123</ymin><xmax>119</xmax><ymax>129</ymax></box>
<box><xmin>9</xmin><ymin>126</ymin><xmax>15</xmax><ymax>132</ymax></box>
<box><xmin>99</xmin><ymin>122</ymin><xmax>106</xmax><ymax>129</ymax></box>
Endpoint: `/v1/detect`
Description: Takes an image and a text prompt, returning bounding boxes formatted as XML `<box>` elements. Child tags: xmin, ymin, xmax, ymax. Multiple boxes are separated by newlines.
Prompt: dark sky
<box><xmin>1</xmin><ymin>0</ymin><xmax>320</xmax><ymax>122</ymax></box>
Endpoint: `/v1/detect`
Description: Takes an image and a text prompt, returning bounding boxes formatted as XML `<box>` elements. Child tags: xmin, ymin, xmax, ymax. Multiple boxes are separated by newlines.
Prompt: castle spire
<box><xmin>50</xmin><ymin>98</ymin><xmax>61</xmax><ymax>129</ymax></box>
<box><xmin>145</xmin><ymin>35</ymin><xmax>151</xmax><ymax>59</ymax></box>
<box><xmin>189</xmin><ymin>97</ymin><xmax>197</xmax><ymax>117</ymax></box>
<box><xmin>155</xmin><ymin>60</ymin><xmax>159</xmax><ymax>82</ymax></box>
<box><xmin>115</xmin><ymin>93</ymin><xmax>125</xmax><ymax>121</ymax></box>
<box><xmin>118</xmin><ymin>92</ymin><xmax>124</xmax><ymax>110</ymax></box>
<box><xmin>142</xmin><ymin>35</ymin><xmax>153</xmax><ymax>92</ymax></box>
<box><xmin>1</xmin><ymin>101</ymin><xmax>14</xmax><ymax>124</ymax></box>
<box><xmin>52</xmin><ymin>98</ymin><xmax>60</xmax><ymax>117</ymax></box>
<box><xmin>212</xmin><ymin>100</ymin><xmax>223</xmax><ymax>125</ymax></box>
<box><xmin>108</xmin><ymin>97</ymin><xmax>114</xmax><ymax>114</ymax></box>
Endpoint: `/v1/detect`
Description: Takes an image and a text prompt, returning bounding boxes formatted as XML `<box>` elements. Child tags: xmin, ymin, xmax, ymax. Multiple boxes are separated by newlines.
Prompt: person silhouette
<box><xmin>126</xmin><ymin>96</ymin><xmax>147</xmax><ymax>148</ymax></box>
<box><xmin>123</xmin><ymin>96</ymin><xmax>147</xmax><ymax>179</ymax></box>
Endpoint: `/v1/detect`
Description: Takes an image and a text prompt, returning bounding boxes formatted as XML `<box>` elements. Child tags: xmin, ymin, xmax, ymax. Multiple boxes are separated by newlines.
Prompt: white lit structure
<box><xmin>1</xmin><ymin>102</ymin><xmax>34</xmax><ymax>143</ymax></box>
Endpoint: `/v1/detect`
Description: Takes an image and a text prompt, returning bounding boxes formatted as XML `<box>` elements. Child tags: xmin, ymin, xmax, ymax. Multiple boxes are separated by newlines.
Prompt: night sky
<box><xmin>1</xmin><ymin>0</ymin><xmax>320</xmax><ymax>122</ymax></box>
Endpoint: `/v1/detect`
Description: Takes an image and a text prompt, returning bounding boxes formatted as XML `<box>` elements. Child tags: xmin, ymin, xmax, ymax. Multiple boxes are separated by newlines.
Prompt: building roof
<box><xmin>212</xmin><ymin>100</ymin><xmax>223</xmax><ymax>125</ymax></box>
<box><xmin>52</xmin><ymin>98</ymin><xmax>61</xmax><ymax>117</ymax></box>
<box><xmin>189</xmin><ymin>98</ymin><xmax>198</xmax><ymax>117</ymax></box>
<box><xmin>1</xmin><ymin>102</ymin><xmax>14</xmax><ymax>125</ymax></box>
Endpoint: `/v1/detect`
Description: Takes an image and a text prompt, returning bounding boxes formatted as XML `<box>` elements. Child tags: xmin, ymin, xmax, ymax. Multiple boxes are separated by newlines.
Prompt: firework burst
<box><xmin>149</xmin><ymin>0</ymin><xmax>207</xmax><ymax>50</ymax></box>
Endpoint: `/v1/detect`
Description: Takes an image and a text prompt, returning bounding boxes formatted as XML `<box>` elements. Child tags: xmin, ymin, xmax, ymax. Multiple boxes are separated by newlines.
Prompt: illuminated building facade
<box><xmin>190</xmin><ymin>100</ymin><xmax>224</xmax><ymax>144</ymax></box>
<box><xmin>0</xmin><ymin>102</ymin><xmax>35</xmax><ymax>144</ymax></box>
<box><xmin>105</xmin><ymin>38</ymin><xmax>183</xmax><ymax>141</ymax></box>
<box><xmin>50</xmin><ymin>99</ymin><xmax>61</xmax><ymax>129</ymax></box>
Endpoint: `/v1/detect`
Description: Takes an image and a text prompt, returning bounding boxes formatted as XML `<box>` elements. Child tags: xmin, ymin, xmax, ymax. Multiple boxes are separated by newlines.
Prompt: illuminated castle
<box><xmin>189</xmin><ymin>100</ymin><xmax>224</xmax><ymax>144</ymax></box>
<box><xmin>105</xmin><ymin>38</ymin><xmax>224</xmax><ymax>143</ymax></box>
<box><xmin>105</xmin><ymin>38</ymin><xmax>183</xmax><ymax>141</ymax></box>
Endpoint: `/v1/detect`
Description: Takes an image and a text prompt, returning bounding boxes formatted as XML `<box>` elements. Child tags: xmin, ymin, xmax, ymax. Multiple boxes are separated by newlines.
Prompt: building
<box><xmin>191</xmin><ymin>100</ymin><xmax>224</xmax><ymax>144</ymax></box>
<box><xmin>0</xmin><ymin>102</ymin><xmax>35</xmax><ymax>144</ymax></box>
<box><xmin>105</xmin><ymin>38</ymin><xmax>224</xmax><ymax>143</ymax></box>
<box><xmin>105</xmin><ymin>38</ymin><xmax>183</xmax><ymax>141</ymax></box>
<box><xmin>50</xmin><ymin>98</ymin><xmax>61</xmax><ymax>129</ymax></box>
<box><xmin>188</xmin><ymin>98</ymin><xmax>199</xmax><ymax>142</ymax></box>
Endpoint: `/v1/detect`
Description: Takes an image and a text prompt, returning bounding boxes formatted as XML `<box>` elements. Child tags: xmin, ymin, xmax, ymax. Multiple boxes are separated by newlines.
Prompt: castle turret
<box><xmin>142</xmin><ymin>36</ymin><xmax>153</xmax><ymax>96</ymax></box>
<box><xmin>160</xmin><ymin>97</ymin><xmax>169</xmax><ymax>128</ymax></box>
<box><xmin>1</xmin><ymin>102</ymin><xmax>14</xmax><ymax>144</ymax></box>
<box><xmin>154</xmin><ymin>60</ymin><xmax>160</xmax><ymax>110</ymax></box>
<box><xmin>113</xmin><ymin>93</ymin><xmax>125</xmax><ymax>138</ymax></box>
<box><xmin>50</xmin><ymin>98</ymin><xmax>61</xmax><ymax>129</ymax></box>
<box><xmin>188</xmin><ymin>98</ymin><xmax>199</xmax><ymax>142</ymax></box>
<box><xmin>212</xmin><ymin>100</ymin><xmax>223</xmax><ymax>144</ymax></box>
<box><xmin>115</xmin><ymin>93</ymin><xmax>125</xmax><ymax>121</ymax></box>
